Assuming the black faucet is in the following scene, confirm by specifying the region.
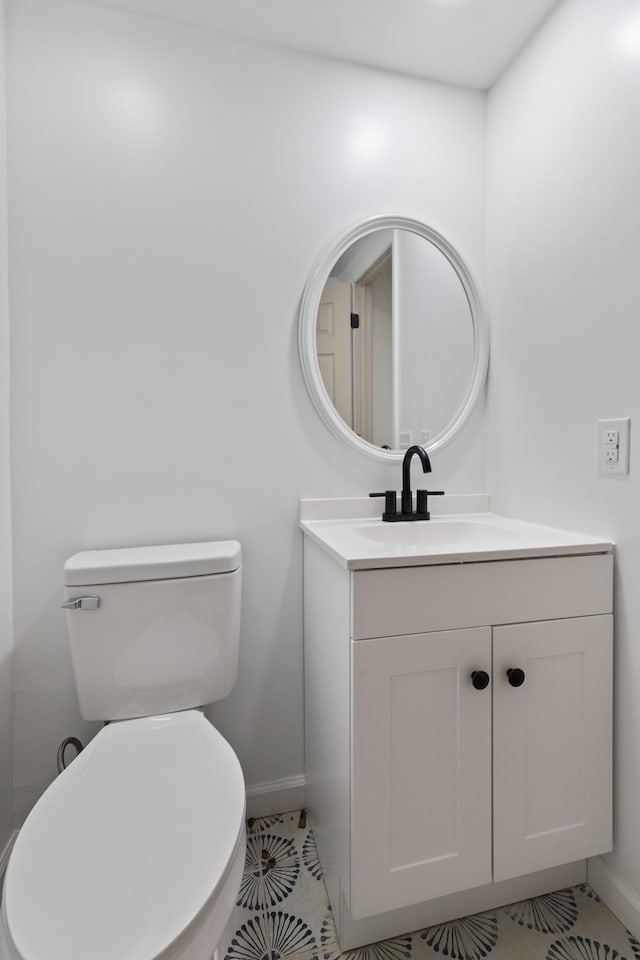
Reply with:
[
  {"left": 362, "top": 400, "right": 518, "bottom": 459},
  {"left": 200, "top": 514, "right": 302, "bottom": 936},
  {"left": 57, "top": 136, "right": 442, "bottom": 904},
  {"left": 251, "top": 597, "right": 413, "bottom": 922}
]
[
  {"left": 401, "top": 445, "right": 431, "bottom": 514},
  {"left": 370, "top": 444, "right": 445, "bottom": 521}
]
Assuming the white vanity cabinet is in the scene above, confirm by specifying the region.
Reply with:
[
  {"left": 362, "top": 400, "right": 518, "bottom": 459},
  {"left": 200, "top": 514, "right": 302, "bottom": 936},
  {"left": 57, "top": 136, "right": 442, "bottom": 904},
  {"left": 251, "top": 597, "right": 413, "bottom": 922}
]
[
  {"left": 352, "top": 614, "right": 612, "bottom": 919},
  {"left": 351, "top": 625, "right": 493, "bottom": 917},
  {"left": 491, "top": 617, "right": 612, "bottom": 881},
  {"left": 302, "top": 518, "right": 613, "bottom": 949}
]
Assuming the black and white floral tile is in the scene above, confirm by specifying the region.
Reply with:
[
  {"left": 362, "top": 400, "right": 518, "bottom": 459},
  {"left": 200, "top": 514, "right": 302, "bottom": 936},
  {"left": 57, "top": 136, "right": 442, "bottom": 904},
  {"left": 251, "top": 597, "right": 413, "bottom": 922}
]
[{"left": 220, "top": 811, "right": 640, "bottom": 960}]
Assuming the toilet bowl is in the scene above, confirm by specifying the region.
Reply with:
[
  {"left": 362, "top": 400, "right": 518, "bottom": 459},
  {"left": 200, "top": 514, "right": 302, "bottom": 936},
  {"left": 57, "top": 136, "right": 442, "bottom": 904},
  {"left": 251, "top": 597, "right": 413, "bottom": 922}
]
[
  {"left": 0, "top": 711, "right": 245, "bottom": 960},
  {"left": 0, "top": 541, "right": 246, "bottom": 960}
]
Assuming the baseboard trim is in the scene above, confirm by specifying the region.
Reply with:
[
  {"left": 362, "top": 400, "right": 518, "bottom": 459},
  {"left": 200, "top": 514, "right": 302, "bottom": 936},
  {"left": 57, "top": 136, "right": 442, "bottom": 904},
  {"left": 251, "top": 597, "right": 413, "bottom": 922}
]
[
  {"left": 588, "top": 856, "right": 640, "bottom": 939},
  {"left": 245, "top": 775, "right": 306, "bottom": 820},
  {"left": 0, "top": 830, "right": 18, "bottom": 888}
]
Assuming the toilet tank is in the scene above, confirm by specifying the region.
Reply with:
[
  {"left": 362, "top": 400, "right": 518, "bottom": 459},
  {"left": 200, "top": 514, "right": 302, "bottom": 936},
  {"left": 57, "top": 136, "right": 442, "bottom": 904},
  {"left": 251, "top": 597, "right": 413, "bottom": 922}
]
[{"left": 63, "top": 541, "right": 242, "bottom": 721}]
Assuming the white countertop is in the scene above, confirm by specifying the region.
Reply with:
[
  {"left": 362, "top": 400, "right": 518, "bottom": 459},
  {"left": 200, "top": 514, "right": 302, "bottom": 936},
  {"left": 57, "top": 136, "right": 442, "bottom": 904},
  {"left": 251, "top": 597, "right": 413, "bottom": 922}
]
[{"left": 299, "top": 497, "right": 614, "bottom": 570}]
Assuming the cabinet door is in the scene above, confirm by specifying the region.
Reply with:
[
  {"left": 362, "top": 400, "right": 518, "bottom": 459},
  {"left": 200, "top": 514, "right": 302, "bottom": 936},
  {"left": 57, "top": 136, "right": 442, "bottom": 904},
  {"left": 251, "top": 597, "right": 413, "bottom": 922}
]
[
  {"left": 351, "top": 627, "right": 492, "bottom": 919},
  {"left": 493, "top": 615, "right": 612, "bottom": 882}
]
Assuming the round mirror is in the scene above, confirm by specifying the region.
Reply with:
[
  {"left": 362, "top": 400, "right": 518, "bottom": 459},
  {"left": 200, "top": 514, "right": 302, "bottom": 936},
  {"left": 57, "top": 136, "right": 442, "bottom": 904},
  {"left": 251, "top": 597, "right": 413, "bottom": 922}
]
[{"left": 299, "top": 215, "right": 488, "bottom": 462}]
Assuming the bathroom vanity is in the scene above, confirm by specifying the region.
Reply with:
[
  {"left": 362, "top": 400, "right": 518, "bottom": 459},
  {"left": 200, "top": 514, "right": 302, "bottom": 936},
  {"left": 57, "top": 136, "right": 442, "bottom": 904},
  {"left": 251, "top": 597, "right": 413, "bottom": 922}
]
[{"left": 301, "top": 498, "right": 613, "bottom": 949}]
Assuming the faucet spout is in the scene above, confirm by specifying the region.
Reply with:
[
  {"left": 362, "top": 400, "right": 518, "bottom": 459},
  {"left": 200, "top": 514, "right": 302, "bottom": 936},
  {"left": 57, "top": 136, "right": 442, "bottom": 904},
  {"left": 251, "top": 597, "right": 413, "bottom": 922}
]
[{"left": 401, "top": 445, "right": 432, "bottom": 514}]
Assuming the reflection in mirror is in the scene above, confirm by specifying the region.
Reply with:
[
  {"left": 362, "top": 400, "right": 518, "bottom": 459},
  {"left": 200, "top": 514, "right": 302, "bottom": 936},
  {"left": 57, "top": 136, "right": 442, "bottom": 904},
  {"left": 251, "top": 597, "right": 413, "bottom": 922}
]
[
  {"left": 316, "top": 228, "right": 474, "bottom": 451},
  {"left": 299, "top": 216, "right": 488, "bottom": 463}
]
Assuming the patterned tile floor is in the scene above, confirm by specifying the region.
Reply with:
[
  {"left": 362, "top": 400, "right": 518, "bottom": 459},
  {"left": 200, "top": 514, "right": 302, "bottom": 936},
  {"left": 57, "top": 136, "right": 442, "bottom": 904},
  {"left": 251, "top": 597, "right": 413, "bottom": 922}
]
[{"left": 220, "top": 811, "right": 640, "bottom": 960}]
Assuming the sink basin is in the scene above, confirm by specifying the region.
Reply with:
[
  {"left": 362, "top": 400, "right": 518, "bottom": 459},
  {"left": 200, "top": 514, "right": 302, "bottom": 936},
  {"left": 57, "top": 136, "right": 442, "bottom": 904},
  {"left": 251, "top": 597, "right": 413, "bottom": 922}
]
[
  {"left": 299, "top": 499, "right": 613, "bottom": 570},
  {"left": 356, "top": 518, "right": 519, "bottom": 547}
]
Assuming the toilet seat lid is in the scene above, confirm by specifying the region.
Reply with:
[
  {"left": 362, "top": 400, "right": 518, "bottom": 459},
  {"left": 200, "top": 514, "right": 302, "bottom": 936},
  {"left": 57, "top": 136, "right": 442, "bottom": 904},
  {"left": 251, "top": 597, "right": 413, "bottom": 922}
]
[{"left": 3, "top": 711, "right": 245, "bottom": 960}]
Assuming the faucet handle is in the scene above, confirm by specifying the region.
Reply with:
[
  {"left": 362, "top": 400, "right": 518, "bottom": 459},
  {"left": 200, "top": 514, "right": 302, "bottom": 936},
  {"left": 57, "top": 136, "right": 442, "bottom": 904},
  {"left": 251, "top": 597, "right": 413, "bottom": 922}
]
[
  {"left": 416, "top": 489, "right": 446, "bottom": 518},
  {"left": 369, "top": 490, "right": 398, "bottom": 520}
]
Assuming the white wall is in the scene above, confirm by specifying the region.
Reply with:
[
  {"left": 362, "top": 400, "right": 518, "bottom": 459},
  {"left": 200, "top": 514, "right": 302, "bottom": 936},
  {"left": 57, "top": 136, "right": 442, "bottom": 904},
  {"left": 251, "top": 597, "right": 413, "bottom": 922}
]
[
  {"left": 6, "top": 0, "right": 487, "bottom": 822},
  {"left": 487, "top": 0, "right": 640, "bottom": 916},
  {"left": 0, "top": 0, "right": 14, "bottom": 853}
]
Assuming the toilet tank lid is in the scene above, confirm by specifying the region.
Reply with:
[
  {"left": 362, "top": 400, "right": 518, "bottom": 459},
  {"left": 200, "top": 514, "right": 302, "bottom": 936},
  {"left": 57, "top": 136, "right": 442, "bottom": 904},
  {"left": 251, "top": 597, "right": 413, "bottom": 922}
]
[{"left": 64, "top": 540, "right": 242, "bottom": 586}]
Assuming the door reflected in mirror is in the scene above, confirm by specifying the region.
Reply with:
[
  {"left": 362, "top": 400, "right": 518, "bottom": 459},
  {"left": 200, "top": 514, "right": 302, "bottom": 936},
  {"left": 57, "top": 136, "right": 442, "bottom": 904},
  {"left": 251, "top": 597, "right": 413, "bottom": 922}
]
[{"left": 316, "top": 228, "right": 474, "bottom": 451}]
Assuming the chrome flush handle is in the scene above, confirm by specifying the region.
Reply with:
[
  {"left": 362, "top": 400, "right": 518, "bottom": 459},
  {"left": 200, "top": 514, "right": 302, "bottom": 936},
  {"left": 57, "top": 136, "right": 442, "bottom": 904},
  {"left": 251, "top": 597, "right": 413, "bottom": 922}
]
[{"left": 61, "top": 596, "right": 101, "bottom": 611}]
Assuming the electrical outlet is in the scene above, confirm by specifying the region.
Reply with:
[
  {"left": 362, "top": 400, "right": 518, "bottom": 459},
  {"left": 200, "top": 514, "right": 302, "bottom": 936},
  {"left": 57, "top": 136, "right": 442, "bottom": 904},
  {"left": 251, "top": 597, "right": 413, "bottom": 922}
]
[
  {"left": 598, "top": 418, "right": 630, "bottom": 475},
  {"left": 399, "top": 431, "right": 412, "bottom": 450},
  {"left": 421, "top": 430, "right": 432, "bottom": 445}
]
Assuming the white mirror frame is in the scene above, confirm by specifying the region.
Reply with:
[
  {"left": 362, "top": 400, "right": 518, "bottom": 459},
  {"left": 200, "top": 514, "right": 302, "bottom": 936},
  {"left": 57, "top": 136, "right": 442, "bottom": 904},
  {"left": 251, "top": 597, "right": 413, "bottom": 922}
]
[{"left": 298, "top": 215, "right": 489, "bottom": 463}]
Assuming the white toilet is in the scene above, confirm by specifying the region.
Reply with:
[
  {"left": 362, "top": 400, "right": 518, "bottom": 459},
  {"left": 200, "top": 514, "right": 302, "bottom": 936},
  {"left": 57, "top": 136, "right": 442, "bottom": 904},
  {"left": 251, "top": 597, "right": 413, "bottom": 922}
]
[{"left": 0, "top": 540, "right": 246, "bottom": 960}]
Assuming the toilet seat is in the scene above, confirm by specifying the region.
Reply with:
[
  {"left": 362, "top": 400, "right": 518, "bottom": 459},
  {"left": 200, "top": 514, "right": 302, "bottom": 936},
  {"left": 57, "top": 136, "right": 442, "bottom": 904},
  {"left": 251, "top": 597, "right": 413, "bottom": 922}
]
[{"left": 0, "top": 710, "right": 245, "bottom": 960}]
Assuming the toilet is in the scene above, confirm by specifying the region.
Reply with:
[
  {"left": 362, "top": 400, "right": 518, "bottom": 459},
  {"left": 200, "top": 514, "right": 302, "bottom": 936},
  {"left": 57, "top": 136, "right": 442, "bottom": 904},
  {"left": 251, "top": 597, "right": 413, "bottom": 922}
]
[{"left": 0, "top": 540, "right": 246, "bottom": 960}]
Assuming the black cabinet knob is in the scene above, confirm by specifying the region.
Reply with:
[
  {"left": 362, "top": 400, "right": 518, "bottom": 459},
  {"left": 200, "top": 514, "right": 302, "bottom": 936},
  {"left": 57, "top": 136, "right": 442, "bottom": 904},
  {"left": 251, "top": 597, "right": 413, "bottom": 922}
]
[
  {"left": 507, "top": 668, "right": 526, "bottom": 687},
  {"left": 471, "top": 670, "right": 490, "bottom": 690}
]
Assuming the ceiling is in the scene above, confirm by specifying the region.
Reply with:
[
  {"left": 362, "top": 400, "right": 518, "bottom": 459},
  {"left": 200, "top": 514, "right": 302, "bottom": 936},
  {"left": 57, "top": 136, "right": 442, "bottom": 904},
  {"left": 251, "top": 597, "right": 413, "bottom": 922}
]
[{"left": 80, "top": 0, "right": 562, "bottom": 90}]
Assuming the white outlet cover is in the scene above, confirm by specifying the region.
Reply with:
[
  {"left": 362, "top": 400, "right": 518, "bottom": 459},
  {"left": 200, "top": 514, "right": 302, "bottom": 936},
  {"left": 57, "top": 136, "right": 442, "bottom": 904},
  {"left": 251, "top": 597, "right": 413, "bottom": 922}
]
[{"left": 598, "top": 418, "right": 630, "bottom": 476}]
